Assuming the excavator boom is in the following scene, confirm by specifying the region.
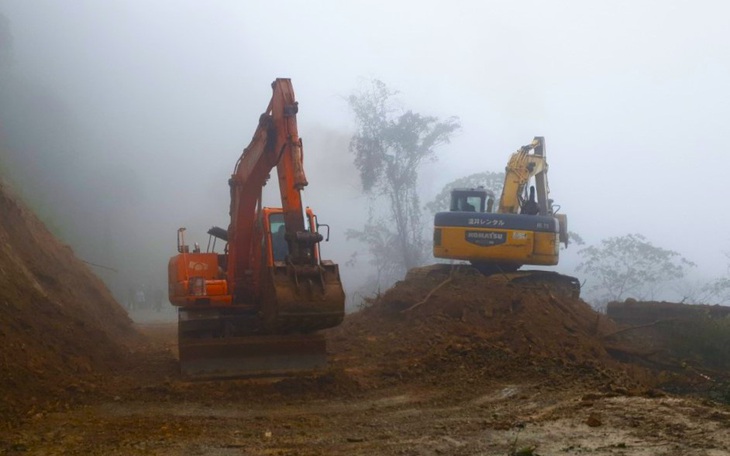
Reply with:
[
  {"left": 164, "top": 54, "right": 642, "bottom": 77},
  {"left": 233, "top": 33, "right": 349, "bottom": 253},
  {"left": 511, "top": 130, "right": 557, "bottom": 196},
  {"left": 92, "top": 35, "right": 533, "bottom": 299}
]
[{"left": 498, "top": 137, "right": 549, "bottom": 215}]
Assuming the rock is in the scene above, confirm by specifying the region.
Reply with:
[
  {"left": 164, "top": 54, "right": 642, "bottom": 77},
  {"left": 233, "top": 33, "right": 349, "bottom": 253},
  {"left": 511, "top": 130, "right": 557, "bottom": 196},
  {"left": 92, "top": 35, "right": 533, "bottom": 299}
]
[{"left": 586, "top": 413, "right": 602, "bottom": 427}]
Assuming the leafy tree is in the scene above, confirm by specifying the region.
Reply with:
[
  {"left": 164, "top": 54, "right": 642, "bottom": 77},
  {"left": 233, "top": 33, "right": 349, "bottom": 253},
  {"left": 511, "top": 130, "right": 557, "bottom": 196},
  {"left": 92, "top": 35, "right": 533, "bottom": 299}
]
[
  {"left": 347, "top": 79, "right": 460, "bottom": 284},
  {"left": 672, "top": 279, "right": 724, "bottom": 305},
  {"left": 698, "top": 251, "right": 730, "bottom": 304},
  {"left": 577, "top": 233, "right": 694, "bottom": 304},
  {"left": 424, "top": 170, "right": 504, "bottom": 214},
  {"left": 665, "top": 251, "right": 730, "bottom": 304},
  {"left": 568, "top": 231, "right": 585, "bottom": 246},
  {"left": 710, "top": 277, "right": 730, "bottom": 304},
  {"left": 345, "top": 219, "right": 402, "bottom": 293}
]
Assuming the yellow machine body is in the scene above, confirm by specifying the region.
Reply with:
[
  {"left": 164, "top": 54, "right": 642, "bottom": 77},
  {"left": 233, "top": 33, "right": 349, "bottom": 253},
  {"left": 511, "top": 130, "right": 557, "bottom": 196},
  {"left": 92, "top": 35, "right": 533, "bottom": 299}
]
[{"left": 433, "top": 137, "right": 568, "bottom": 272}]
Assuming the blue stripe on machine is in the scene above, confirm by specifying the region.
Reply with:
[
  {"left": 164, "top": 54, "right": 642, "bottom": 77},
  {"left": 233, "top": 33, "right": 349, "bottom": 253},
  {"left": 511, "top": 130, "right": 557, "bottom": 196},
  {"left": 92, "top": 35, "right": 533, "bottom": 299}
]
[{"left": 434, "top": 212, "right": 558, "bottom": 233}]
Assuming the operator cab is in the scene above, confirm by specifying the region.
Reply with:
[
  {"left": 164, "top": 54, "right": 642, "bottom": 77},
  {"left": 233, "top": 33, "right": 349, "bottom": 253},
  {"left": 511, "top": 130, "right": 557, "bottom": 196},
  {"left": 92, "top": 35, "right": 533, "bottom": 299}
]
[
  {"left": 263, "top": 208, "right": 324, "bottom": 265},
  {"left": 450, "top": 187, "right": 495, "bottom": 213}
]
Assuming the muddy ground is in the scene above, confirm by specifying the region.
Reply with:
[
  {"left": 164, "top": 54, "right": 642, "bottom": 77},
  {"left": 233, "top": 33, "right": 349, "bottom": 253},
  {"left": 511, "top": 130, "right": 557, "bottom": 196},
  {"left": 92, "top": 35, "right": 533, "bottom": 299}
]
[
  {"left": 2, "top": 182, "right": 730, "bottom": 455},
  {"left": 2, "top": 322, "right": 730, "bottom": 456}
]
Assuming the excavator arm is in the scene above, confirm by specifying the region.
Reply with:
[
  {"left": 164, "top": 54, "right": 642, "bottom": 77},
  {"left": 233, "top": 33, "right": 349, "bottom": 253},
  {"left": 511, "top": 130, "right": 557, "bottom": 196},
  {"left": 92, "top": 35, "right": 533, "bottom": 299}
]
[
  {"left": 498, "top": 136, "right": 550, "bottom": 216},
  {"left": 228, "top": 79, "right": 323, "bottom": 304}
]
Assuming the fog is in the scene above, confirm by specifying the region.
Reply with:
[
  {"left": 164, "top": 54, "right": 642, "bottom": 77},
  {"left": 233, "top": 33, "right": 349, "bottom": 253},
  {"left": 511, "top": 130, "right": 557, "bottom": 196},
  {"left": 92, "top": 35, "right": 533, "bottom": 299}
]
[{"left": 1, "top": 1, "right": 729, "bottom": 308}]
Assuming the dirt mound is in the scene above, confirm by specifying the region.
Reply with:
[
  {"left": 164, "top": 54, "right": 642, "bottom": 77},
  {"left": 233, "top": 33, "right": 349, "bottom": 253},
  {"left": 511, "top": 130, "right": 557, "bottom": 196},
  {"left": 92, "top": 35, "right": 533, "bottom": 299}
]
[
  {"left": 327, "top": 266, "right": 646, "bottom": 391},
  {"left": 0, "top": 182, "right": 137, "bottom": 422},
  {"left": 608, "top": 300, "right": 730, "bottom": 326},
  {"left": 604, "top": 300, "right": 730, "bottom": 400}
]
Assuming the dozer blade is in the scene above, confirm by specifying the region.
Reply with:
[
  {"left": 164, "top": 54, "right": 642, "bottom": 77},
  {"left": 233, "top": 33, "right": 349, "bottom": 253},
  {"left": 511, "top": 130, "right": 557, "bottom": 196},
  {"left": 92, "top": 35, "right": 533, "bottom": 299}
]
[{"left": 178, "top": 333, "right": 327, "bottom": 380}]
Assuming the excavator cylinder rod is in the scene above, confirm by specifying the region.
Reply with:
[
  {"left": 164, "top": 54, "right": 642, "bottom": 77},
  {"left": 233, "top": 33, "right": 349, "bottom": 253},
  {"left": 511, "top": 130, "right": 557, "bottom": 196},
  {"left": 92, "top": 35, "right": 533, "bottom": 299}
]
[{"left": 178, "top": 333, "right": 327, "bottom": 379}]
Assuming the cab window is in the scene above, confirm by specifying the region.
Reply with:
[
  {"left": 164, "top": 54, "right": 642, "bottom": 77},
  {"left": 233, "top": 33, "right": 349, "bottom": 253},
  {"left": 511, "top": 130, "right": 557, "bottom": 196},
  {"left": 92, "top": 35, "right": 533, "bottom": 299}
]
[
  {"left": 452, "top": 195, "right": 483, "bottom": 212},
  {"left": 269, "top": 213, "right": 288, "bottom": 261}
]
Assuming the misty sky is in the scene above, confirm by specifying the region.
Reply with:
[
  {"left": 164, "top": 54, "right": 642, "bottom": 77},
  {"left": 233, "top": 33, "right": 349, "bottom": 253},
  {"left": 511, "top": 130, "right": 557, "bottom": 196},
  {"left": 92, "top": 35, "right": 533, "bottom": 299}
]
[{"left": 1, "top": 0, "right": 729, "bottom": 301}]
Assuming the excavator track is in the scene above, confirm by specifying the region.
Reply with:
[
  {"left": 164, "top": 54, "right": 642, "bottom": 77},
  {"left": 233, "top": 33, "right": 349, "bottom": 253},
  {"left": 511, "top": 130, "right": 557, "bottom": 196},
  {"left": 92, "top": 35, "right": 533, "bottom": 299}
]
[
  {"left": 486, "top": 270, "right": 581, "bottom": 299},
  {"left": 406, "top": 264, "right": 580, "bottom": 299}
]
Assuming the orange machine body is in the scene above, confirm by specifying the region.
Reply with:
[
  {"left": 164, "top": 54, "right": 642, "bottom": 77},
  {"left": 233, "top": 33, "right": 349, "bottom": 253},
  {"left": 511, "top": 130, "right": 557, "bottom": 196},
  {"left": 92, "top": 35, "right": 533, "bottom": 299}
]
[{"left": 167, "top": 79, "right": 344, "bottom": 378}]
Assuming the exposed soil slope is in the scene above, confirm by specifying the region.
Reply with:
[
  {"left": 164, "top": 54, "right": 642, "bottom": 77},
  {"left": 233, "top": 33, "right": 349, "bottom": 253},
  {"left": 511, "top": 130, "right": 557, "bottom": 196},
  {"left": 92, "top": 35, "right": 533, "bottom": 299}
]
[{"left": 0, "top": 182, "right": 137, "bottom": 421}]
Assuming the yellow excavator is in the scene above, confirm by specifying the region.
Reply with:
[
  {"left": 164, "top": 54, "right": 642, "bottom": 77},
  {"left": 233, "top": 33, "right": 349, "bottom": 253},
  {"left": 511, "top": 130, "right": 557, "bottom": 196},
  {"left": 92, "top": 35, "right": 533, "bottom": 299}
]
[{"left": 433, "top": 137, "right": 578, "bottom": 294}]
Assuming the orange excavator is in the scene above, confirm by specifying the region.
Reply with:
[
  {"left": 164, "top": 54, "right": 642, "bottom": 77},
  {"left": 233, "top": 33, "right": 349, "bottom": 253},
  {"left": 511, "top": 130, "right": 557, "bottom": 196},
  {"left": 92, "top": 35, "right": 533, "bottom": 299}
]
[{"left": 168, "top": 79, "right": 345, "bottom": 378}]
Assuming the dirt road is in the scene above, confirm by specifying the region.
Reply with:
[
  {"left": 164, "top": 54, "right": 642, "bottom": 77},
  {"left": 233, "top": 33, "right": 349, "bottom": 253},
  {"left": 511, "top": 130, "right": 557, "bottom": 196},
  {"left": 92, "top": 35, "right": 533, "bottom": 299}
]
[{"left": 2, "top": 322, "right": 729, "bottom": 456}]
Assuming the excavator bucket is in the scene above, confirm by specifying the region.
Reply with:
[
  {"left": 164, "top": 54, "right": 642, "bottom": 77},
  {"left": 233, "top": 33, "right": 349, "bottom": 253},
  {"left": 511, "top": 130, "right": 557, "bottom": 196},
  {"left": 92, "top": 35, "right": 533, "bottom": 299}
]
[
  {"left": 174, "top": 260, "right": 344, "bottom": 380},
  {"left": 178, "top": 333, "right": 327, "bottom": 379}
]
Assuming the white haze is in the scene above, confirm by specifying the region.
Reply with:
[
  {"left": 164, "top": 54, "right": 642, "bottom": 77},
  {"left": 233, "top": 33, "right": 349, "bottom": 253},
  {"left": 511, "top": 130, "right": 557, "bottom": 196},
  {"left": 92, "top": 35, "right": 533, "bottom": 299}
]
[{"left": 1, "top": 0, "right": 729, "bottom": 306}]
